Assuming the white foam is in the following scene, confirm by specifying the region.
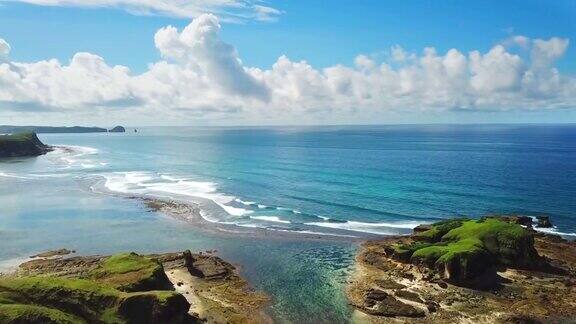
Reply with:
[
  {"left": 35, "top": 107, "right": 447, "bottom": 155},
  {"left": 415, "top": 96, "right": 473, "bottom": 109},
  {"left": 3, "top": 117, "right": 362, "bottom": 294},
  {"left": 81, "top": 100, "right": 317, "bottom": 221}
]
[
  {"left": 50, "top": 145, "right": 102, "bottom": 169},
  {"left": 527, "top": 216, "right": 576, "bottom": 237},
  {"left": 274, "top": 229, "right": 357, "bottom": 238},
  {"left": 250, "top": 216, "right": 291, "bottom": 224},
  {"left": 102, "top": 172, "right": 253, "bottom": 217},
  {"left": 234, "top": 198, "right": 256, "bottom": 205},
  {"left": 305, "top": 220, "right": 424, "bottom": 235},
  {"left": 257, "top": 204, "right": 267, "bottom": 209},
  {"left": 534, "top": 226, "right": 576, "bottom": 237},
  {"left": 0, "top": 172, "right": 31, "bottom": 179}
]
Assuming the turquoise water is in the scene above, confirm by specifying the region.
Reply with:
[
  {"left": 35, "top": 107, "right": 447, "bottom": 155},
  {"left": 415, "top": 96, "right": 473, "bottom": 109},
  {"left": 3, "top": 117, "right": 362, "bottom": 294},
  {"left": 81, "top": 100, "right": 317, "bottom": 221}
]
[{"left": 1, "top": 124, "right": 576, "bottom": 322}]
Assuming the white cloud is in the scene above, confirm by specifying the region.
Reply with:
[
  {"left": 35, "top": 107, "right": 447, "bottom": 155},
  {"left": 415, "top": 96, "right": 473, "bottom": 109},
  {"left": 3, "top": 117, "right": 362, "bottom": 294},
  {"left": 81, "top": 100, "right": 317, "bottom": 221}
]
[
  {"left": 0, "top": 38, "right": 10, "bottom": 60},
  {"left": 1, "top": 0, "right": 282, "bottom": 22},
  {"left": 0, "top": 15, "right": 575, "bottom": 125}
]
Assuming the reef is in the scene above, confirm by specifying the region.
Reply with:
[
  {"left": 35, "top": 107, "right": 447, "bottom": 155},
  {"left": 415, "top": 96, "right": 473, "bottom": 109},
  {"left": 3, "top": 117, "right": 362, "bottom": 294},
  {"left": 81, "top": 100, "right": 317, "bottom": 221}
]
[{"left": 347, "top": 216, "right": 576, "bottom": 323}]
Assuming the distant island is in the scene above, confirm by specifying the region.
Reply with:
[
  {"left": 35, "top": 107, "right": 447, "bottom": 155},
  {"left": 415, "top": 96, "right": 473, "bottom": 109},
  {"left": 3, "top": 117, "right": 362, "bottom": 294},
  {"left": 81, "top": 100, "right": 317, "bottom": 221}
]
[
  {"left": 0, "top": 125, "right": 127, "bottom": 134},
  {"left": 0, "top": 133, "right": 53, "bottom": 158},
  {"left": 108, "top": 126, "right": 126, "bottom": 133}
]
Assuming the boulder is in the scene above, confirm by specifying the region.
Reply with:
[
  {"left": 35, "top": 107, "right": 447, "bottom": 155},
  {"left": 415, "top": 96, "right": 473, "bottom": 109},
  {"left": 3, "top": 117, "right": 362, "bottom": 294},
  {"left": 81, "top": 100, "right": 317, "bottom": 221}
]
[
  {"left": 362, "top": 289, "right": 425, "bottom": 317},
  {"left": 536, "top": 216, "right": 552, "bottom": 228}
]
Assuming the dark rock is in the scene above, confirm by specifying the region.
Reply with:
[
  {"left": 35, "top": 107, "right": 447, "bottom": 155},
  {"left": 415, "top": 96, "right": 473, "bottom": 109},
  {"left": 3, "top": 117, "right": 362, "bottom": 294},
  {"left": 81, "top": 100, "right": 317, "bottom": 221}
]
[
  {"left": 413, "top": 224, "right": 432, "bottom": 233},
  {"left": 109, "top": 126, "right": 126, "bottom": 133},
  {"left": 0, "top": 133, "right": 52, "bottom": 158},
  {"left": 374, "top": 279, "right": 406, "bottom": 290},
  {"left": 362, "top": 290, "right": 425, "bottom": 318},
  {"left": 118, "top": 292, "right": 194, "bottom": 324},
  {"left": 425, "top": 301, "right": 439, "bottom": 312},
  {"left": 394, "top": 290, "right": 424, "bottom": 303},
  {"left": 365, "top": 289, "right": 388, "bottom": 301},
  {"left": 30, "top": 249, "right": 74, "bottom": 258},
  {"left": 536, "top": 216, "right": 552, "bottom": 228},
  {"left": 183, "top": 250, "right": 233, "bottom": 280}
]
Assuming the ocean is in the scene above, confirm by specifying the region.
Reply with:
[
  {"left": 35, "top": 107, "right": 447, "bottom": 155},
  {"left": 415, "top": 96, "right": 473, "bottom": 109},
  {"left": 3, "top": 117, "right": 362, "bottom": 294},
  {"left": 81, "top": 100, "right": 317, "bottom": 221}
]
[{"left": 1, "top": 124, "right": 575, "bottom": 322}]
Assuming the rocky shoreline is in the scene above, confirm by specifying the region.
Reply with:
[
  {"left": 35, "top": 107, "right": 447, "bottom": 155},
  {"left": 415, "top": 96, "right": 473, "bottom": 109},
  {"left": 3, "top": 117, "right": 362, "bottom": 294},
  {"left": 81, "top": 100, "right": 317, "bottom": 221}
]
[
  {"left": 346, "top": 216, "right": 576, "bottom": 323},
  {"left": 1, "top": 249, "right": 270, "bottom": 323}
]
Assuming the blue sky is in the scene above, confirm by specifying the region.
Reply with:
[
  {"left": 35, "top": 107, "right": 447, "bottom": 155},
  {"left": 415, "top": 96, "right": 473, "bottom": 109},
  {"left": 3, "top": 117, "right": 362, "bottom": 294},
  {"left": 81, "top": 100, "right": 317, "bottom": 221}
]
[
  {"left": 2, "top": 0, "right": 574, "bottom": 73},
  {"left": 0, "top": 0, "right": 575, "bottom": 125}
]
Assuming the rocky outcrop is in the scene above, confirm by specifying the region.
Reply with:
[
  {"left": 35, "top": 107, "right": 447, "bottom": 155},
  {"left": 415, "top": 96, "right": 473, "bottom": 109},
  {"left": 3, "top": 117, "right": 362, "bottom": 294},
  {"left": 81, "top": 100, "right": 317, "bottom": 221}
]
[
  {"left": 347, "top": 215, "right": 576, "bottom": 323},
  {"left": 536, "top": 216, "right": 553, "bottom": 228},
  {"left": 108, "top": 126, "right": 126, "bottom": 133},
  {"left": 0, "top": 133, "right": 52, "bottom": 158},
  {"left": 8, "top": 250, "right": 270, "bottom": 324}
]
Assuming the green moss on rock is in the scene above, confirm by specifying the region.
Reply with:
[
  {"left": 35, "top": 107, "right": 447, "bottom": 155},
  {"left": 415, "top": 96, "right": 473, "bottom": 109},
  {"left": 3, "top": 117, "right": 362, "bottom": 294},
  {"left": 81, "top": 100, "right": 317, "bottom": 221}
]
[
  {"left": 0, "top": 133, "right": 52, "bottom": 158},
  {"left": 89, "top": 253, "right": 173, "bottom": 292},
  {"left": 412, "top": 218, "right": 468, "bottom": 242},
  {"left": 0, "top": 304, "right": 85, "bottom": 324},
  {"left": 0, "top": 254, "right": 193, "bottom": 323},
  {"left": 405, "top": 218, "right": 543, "bottom": 286}
]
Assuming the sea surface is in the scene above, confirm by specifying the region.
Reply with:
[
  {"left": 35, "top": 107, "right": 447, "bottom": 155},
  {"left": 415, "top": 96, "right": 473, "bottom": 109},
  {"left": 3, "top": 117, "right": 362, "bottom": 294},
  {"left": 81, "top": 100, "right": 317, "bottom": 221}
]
[{"left": 1, "top": 124, "right": 576, "bottom": 322}]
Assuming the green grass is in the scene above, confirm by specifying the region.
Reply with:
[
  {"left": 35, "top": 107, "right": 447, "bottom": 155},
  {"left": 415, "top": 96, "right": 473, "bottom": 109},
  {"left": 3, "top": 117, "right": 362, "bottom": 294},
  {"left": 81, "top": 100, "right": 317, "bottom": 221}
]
[
  {"left": 0, "top": 304, "right": 86, "bottom": 324},
  {"left": 89, "top": 253, "right": 172, "bottom": 292},
  {"left": 404, "top": 218, "right": 540, "bottom": 283},
  {"left": 0, "top": 132, "right": 37, "bottom": 142},
  {"left": 96, "top": 253, "right": 158, "bottom": 275},
  {"left": 412, "top": 218, "right": 468, "bottom": 242},
  {"left": 0, "top": 253, "right": 189, "bottom": 323},
  {"left": 0, "top": 276, "right": 124, "bottom": 323}
]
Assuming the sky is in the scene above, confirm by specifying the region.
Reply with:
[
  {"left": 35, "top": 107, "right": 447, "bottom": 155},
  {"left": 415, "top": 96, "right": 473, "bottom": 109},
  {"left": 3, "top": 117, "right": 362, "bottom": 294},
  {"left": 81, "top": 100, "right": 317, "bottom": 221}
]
[{"left": 0, "top": 0, "right": 575, "bottom": 126}]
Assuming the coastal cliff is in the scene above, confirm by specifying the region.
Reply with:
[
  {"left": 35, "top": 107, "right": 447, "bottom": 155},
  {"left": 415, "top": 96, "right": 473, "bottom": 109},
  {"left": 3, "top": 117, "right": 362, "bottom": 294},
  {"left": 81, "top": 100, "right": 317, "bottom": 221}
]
[
  {"left": 0, "top": 250, "right": 270, "bottom": 324},
  {"left": 347, "top": 216, "right": 576, "bottom": 323},
  {"left": 0, "top": 133, "right": 52, "bottom": 158}
]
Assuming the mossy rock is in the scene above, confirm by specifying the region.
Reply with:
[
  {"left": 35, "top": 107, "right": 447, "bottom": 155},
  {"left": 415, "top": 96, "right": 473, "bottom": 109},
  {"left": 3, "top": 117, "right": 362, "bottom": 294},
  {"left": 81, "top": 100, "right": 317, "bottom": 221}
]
[
  {"left": 412, "top": 218, "right": 468, "bottom": 243},
  {"left": 0, "top": 133, "right": 51, "bottom": 158},
  {"left": 89, "top": 253, "right": 173, "bottom": 292},
  {"left": 405, "top": 218, "right": 543, "bottom": 286},
  {"left": 0, "top": 276, "right": 192, "bottom": 324},
  {"left": 0, "top": 304, "right": 85, "bottom": 324}
]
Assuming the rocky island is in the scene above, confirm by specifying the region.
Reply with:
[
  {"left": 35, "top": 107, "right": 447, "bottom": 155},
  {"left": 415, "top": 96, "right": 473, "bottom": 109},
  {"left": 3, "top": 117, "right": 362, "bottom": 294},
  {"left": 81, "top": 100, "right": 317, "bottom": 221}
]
[
  {"left": 347, "top": 216, "right": 576, "bottom": 323},
  {"left": 108, "top": 126, "right": 126, "bottom": 133},
  {"left": 0, "top": 250, "right": 269, "bottom": 324},
  {"left": 0, "top": 133, "right": 53, "bottom": 158}
]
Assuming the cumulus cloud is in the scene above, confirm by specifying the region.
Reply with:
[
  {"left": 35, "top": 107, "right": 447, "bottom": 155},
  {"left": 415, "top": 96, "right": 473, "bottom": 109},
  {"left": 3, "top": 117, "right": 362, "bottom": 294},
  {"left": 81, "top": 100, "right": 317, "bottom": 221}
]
[
  {"left": 0, "top": 38, "right": 10, "bottom": 60},
  {"left": 1, "top": 0, "right": 282, "bottom": 22},
  {"left": 0, "top": 15, "right": 575, "bottom": 124}
]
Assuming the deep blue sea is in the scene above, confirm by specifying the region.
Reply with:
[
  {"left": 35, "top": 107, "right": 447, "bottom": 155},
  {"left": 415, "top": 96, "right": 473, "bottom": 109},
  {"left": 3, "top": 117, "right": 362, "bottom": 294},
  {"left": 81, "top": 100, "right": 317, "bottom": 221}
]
[{"left": 1, "top": 124, "right": 576, "bottom": 323}]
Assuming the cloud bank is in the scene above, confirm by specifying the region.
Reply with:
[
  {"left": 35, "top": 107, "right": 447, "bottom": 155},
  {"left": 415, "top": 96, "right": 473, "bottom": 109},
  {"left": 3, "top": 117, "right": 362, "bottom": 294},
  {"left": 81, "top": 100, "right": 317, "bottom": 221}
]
[{"left": 0, "top": 14, "right": 575, "bottom": 124}]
